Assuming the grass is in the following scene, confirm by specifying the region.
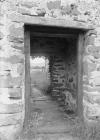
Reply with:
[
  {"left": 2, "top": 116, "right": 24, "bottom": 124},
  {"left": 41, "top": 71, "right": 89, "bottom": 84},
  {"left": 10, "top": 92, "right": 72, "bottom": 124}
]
[
  {"left": 69, "top": 117, "right": 100, "bottom": 140},
  {"left": 19, "top": 69, "right": 100, "bottom": 140},
  {"left": 18, "top": 118, "right": 100, "bottom": 140}
]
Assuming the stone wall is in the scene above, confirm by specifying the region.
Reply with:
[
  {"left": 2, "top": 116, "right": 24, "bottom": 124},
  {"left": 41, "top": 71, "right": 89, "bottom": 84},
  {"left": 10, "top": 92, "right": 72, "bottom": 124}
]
[
  {"left": 0, "top": 0, "right": 100, "bottom": 139},
  {"left": 49, "top": 55, "right": 66, "bottom": 99},
  {"left": 0, "top": 1, "right": 25, "bottom": 140},
  {"left": 64, "top": 39, "right": 77, "bottom": 113},
  {"left": 49, "top": 39, "right": 77, "bottom": 113},
  {"left": 83, "top": 29, "right": 100, "bottom": 122},
  {"left": 65, "top": 39, "right": 77, "bottom": 92}
]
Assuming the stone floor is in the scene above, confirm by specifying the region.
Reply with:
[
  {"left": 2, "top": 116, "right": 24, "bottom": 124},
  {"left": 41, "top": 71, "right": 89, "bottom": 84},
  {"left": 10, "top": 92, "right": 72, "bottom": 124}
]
[{"left": 20, "top": 88, "right": 79, "bottom": 140}]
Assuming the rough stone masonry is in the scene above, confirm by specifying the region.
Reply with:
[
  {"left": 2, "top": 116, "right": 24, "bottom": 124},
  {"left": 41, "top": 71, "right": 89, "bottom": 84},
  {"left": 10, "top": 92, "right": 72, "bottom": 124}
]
[{"left": 0, "top": 0, "right": 100, "bottom": 139}]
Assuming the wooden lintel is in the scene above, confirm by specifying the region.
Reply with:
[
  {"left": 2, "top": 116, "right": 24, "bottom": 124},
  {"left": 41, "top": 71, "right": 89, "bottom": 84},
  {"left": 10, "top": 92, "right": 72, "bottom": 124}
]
[
  {"left": 25, "top": 17, "right": 93, "bottom": 30},
  {"left": 9, "top": 13, "right": 94, "bottom": 30}
]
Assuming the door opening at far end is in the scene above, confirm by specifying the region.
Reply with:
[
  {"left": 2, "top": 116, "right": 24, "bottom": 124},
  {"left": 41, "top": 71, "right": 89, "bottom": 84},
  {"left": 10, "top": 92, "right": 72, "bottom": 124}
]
[{"left": 30, "top": 56, "right": 50, "bottom": 100}]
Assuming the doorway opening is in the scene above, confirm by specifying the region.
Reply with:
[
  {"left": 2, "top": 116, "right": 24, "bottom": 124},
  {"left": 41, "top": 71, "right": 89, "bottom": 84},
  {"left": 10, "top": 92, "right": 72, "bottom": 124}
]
[
  {"left": 30, "top": 56, "right": 50, "bottom": 99},
  {"left": 24, "top": 25, "right": 85, "bottom": 133}
]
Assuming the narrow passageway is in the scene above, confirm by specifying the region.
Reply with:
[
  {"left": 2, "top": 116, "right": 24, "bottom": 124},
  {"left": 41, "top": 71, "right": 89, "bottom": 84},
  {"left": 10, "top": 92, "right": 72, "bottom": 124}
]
[
  {"left": 21, "top": 87, "right": 79, "bottom": 140},
  {"left": 21, "top": 32, "right": 80, "bottom": 140}
]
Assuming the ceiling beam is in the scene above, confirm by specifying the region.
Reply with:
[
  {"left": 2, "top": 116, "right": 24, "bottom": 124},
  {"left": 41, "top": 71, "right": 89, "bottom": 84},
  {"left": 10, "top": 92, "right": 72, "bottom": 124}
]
[{"left": 31, "top": 32, "right": 78, "bottom": 38}]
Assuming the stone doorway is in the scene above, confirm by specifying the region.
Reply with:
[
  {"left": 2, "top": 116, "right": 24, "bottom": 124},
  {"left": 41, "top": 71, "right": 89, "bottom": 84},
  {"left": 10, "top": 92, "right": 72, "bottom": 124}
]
[{"left": 24, "top": 25, "right": 85, "bottom": 134}]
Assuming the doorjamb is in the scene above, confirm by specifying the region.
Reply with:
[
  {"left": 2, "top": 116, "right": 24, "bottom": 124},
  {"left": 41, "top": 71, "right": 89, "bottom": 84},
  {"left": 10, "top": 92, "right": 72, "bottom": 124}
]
[
  {"left": 77, "top": 33, "right": 85, "bottom": 120},
  {"left": 24, "top": 29, "right": 31, "bottom": 128},
  {"left": 24, "top": 25, "right": 88, "bottom": 127}
]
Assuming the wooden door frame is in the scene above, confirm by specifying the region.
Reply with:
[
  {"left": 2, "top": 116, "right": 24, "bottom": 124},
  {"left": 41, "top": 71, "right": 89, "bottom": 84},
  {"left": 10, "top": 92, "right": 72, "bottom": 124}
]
[
  {"left": 77, "top": 33, "right": 85, "bottom": 120},
  {"left": 24, "top": 29, "right": 31, "bottom": 128},
  {"left": 24, "top": 25, "right": 87, "bottom": 128}
]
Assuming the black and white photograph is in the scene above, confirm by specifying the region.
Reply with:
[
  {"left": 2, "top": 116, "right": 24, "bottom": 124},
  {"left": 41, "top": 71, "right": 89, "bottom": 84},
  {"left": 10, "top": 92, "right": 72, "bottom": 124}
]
[{"left": 0, "top": 0, "right": 100, "bottom": 139}]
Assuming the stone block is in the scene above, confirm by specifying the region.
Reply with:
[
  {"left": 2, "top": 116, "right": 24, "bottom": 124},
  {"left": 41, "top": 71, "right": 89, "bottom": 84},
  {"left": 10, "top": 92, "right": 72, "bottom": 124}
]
[
  {"left": 83, "top": 85, "right": 100, "bottom": 92},
  {"left": 84, "top": 91, "right": 95, "bottom": 104},
  {"left": 0, "top": 61, "right": 24, "bottom": 77},
  {"left": 0, "top": 76, "right": 9, "bottom": 88},
  {"left": 0, "top": 76, "right": 22, "bottom": 88},
  {"left": 92, "top": 77, "right": 100, "bottom": 86},
  {"left": 9, "top": 24, "right": 24, "bottom": 39},
  {"left": 84, "top": 100, "right": 100, "bottom": 120},
  {"left": 7, "top": 55, "right": 24, "bottom": 64},
  {"left": 95, "top": 27, "right": 100, "bottom": 34},
  {"left": 6, "top": 2, "right": 17, "bottom": 11},
  {"left": 8, "top": 88, "right": 22, "bottom": 99},
  {"left": 36, "top": 8, "right": 46, "bottom": 16},
  {"left": 86, "top": 45, "right": 100, "bottom": 61},
  {"left": 9, "top": 63, "right": 24, "bottom": 78},
  {"left": 10, "top": 65, "right": 20, "bottom": 78},
  {"left": 86, "top": 45, "right": 100, "bottom": 57},
  {"left": 85, "top": 35, "right": 95, "bottom": 46},
  {"left": 0, "top": 103, "right": 23, "bottom": 113},
  {"left": 94, "top": 38, "right": 100, "bottom": 46},
  {"left": 20, "top": 1, "right": 37, "bottom": 8},
  {"left": 0, "top": 88, "right": 9, "bottom": 95},
  {"left": 71, "top": 5, "right": 80, "bottom": 16},
  {"left": 0, "top": 57, "right": 24, "bottom": 67},
  {"left": 9, "top": 76, "right": 23, "bottom": 88},
  {"left": 0, "top": 87, "right": 22, "bottom": 100},
  {"left": 85, "top": 29, "right": 97, "bottom": 37},
  {"left": 83, "top": 60, "right": 89, "bottom": 75},
  {"left": 0, "top": 19, "right": 4, "bottom": 26},
  {"left": 84, "top": 92, "right": 100, "bottom": 105},
  {"left": 94, "top": 97, "right": 100, "bottom": 105},
  {"left": 8, "top": 35, "right": 24, "bottom": 43},
  {"left": 18, "top": 7, "right": 31, "bottom": 15},
  {"left": 0, "top": 70, "right": 10, "bottom": 76},
  {"left": 0, "top": 31, "right": 4, "bottom": 40},
  {"left": 0, "top": 123, "right": 23, "bottom": 140},
  {"left": 7, "top": 12, "right": 30, "bottom": 24},
  {"left": 0, "top": 112, "right": 23, "bottom": 126},
  {"left": 17, "top": 63, "right": 24, "bottom": 75},
  {"left": 47, "top": 0, "right": 61, "bottom": 10},
  {"left": 88, "top": 62, "right": 97, "bottom": 73},
  {"left": 60, "top": 5, "right": 71, "bottom": 15},
  {"left": 0, "top": 3, "right": 5, "bottom": 16},
  {"left": 11, "top": 42, "right": 24, "bottom": 52},
  {"left": 90, "top": 71, "right": 100, "bottom": 79}
]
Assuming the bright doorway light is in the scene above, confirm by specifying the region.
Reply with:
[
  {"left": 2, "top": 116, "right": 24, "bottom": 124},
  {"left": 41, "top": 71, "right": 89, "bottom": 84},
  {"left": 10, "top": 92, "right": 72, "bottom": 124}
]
[{"left": 30, "top": 56, "right": 45, "bottom": 67}]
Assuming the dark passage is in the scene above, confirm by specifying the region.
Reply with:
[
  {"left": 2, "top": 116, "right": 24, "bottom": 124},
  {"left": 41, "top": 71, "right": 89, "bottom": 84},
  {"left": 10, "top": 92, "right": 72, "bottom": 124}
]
[
  {"left": 22, "top": 28, "right": 80, "bottom": 139},
  {"left": 30, "top": 36, "right": 77, "bottom": 114}
]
